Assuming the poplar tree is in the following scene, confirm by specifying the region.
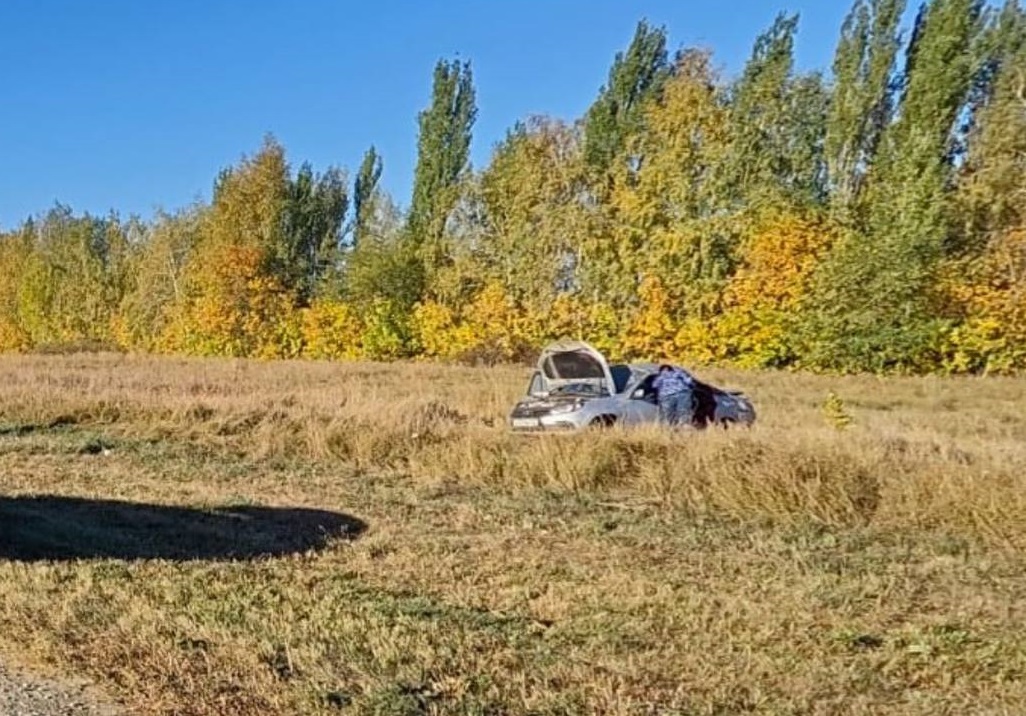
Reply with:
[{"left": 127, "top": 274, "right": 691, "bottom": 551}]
[
  {"left": 725, "top": 13, "right": 829, "bottom": 209},
  {"left": 955, "top": 0, "right": 1026, "bottom": 247},
  {"left": 825, "top": 0, "right": 905, "bottom": 217},
  {"left": 804, "top": 0, "right": 990, "bottom": 371},
  {"left": 282, "top": 163, "right": 348, "bottom": 303},
  {"left": 582, "top": 20, "right": 670, "bottom": 178},
  {"left": 352, "top": 145, "right": 383, "bottom": 249},
  {"left": 407, "top": 58, "right": 477, "bottom": 292},
  {"left": 939, "top": 6, "right": 1026, "bottom": 373}
]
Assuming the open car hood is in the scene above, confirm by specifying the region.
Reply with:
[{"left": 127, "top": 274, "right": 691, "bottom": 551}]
[{"left": 536, "top": 341, "right": 616, "bottom": 396}]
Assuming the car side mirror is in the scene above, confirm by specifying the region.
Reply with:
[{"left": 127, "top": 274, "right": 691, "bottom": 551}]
[{"left": 631, "top": 388, "right": 646, "bottom": 399}]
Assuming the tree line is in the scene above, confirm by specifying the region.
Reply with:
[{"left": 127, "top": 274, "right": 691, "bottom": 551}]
[{"left": 1, "top": 0, "right": 1024, "bottom": 374}]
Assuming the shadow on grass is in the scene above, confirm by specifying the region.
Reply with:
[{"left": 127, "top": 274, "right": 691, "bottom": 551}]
[{"left": 0, "top": 495, "right": 366, "bottom": 562}]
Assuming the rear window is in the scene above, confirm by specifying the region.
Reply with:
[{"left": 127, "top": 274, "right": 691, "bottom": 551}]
[{"left": 542, "top": 352, "right": 605, "bottom": 380}]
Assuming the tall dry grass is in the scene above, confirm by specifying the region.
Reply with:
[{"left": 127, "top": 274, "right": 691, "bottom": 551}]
[
  {"left": 1, "top": 352, "right": 1023, "bottom": 548},
  {"left": 2, "top": 352, "right": 1026, "bottom": 715}
]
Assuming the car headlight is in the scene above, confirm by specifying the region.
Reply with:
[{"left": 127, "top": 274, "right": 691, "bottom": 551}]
[{"left": 548, "top": 399, "right": 585, "bottom": 415}]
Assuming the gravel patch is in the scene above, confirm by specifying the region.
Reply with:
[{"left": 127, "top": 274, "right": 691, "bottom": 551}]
[{"left": 0, "top": 661, "right": 123, "bottom": 716}]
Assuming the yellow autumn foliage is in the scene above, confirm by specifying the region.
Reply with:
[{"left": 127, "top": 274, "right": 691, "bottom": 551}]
[
  {"left": 621, "top": 276, "right": 677, "bottom": 360},
  {"left": 938, "top": 228, "right": 1026, "bottom": 374},
  {"left": 0, "top": 321, "right": 30, "bottom": 353},
  {"left": 410, "top": 300, "right": 475, "bottom": 359},
  {"left": 301, "top": 300, "right": 364, "bottom": 360},
  {"left": 600, "top": 50, "right": 732, "bottom": 313},
  {"left": 158, "top": 244, "right": 297, "bottom": 358},
  {"left": 674, "top": 317, "right": 723, "bottom": 365},
  {"left": 461, "top": 281, "right": 536, "bottom": 361},
  {"left": 710, "top": 212, "right": 838, "bottom": 367},
  {"left": 0, "top": 242, "right": 29, "bottom": 352},
  {"left": 533, "top": 293, "right": 621, "bottom": 357}
]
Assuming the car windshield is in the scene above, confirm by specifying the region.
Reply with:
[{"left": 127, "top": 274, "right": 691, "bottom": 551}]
[{"left": 548, "top": 382, "right": 608, "bottom": 398}]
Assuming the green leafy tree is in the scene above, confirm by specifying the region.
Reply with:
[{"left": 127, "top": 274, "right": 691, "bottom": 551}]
[
  {"left": 407, "top": 58, "right": 477, "bottom": 298},
  {"left": 954, "top": 1, "right": 1026, "bottom": 248},
  {"left": 582, "top": 20, "right": 670, "bottom": 178},
  {"left": 576, "top": 21, "right": 672, "bottom": 315},
  {"left": 478, "top": 117, "right": 587, "bottom": 312},
  {"left": 352, "top": 145, "right": 383, "bottom": 249},
  {"left": 116, "top": 206, "right": 203, "bottom": 349},
  {"left": 281, "top": 162, "right": 348, "bottom": 303},
  {"left": 935, "top": 4, "right": 1026, "bottom": 373},
  {"left": 825, "top": 0, "right": 906, "bottom": 217},
  {"left": 591, "top": 50, "right": 734, "bottom": 315},
  {"left": 344, "top": 191, "right": 422, "bottom": 311},
  {"left": 804, "top": 0, "right": 990, "bottom": 372},
  {"left": 724, "top": 13, "right": 829, "bottom": 209},
  {"left": 16, "top": 206, "right": 130, "bottom": 346}
]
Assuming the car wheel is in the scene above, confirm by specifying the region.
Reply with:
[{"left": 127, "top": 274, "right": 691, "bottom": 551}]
[{"left": 590, "top": 415, "right": 617, "bottom": 429}]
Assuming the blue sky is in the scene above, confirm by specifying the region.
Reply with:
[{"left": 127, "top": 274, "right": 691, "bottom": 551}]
[{"left": 0, "top": 1, "right": 875, "bottom": 228}]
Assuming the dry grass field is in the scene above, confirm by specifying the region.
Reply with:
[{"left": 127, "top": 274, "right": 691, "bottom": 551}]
[{"left": 0, "top": 353, "right": 1024, "bottom": 715}]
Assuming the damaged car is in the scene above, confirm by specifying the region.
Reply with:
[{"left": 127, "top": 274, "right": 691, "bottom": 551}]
[{"left": 508, "top": 340, "right": 756, "bottom": 432}]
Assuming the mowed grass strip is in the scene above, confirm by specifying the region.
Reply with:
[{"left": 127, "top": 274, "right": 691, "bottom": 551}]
[{"left": 0, "top": 354, "right": 1024, "bottom": 715}]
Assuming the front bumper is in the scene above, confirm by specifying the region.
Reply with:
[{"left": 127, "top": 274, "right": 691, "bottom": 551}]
[{"left": 509, "top": 413, "right": 585, "bottom": 432}]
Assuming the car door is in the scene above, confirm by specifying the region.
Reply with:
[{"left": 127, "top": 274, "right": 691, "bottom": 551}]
[{"left": 620, "top": 376, "right": 659, "bottom": 425}]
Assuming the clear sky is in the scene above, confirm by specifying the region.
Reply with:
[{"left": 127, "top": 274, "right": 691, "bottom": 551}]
[{"left": 0, "top": 1, "right": 869, "bottom": 229}]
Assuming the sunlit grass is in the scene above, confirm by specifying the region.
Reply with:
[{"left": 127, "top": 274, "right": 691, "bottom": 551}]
[{"left": 0, "top": 353, "right": 1024, "bottom": 715}]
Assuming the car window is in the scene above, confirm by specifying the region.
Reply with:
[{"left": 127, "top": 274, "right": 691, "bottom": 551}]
[
  {"left": 609, "top": 364, "right": 631, "bottom": 394},
  {"left": 550, "top": 382, "right": 607, "bottom": 397},
  {"left": 527, "top": 371, "right": 545, "bottom": 396},
  {"left": 636, "top": 375, "right": 656, "bottom": 398},
  {"left": 542, "top": 352, "right": 605, "bottom": 379}
]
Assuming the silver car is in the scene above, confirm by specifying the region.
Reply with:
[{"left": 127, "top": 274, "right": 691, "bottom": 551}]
[{"left": 509, "top": 341, "right": 756, "bottom": 432}]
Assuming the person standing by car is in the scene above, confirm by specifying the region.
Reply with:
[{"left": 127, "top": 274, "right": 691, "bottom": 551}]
[{"left": 652, "top": 364, "right": 695, "bottom": 427}]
